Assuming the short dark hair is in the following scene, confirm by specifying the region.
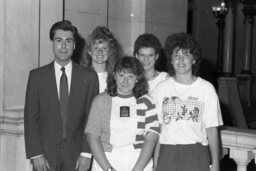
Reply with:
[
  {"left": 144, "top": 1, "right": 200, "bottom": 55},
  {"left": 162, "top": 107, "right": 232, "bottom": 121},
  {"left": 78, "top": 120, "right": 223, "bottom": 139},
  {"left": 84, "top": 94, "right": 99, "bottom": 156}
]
[
  {"left": 164, "top": 32, "right": 201, "bottom": 76},
  {"left": 107, "top": 56, "right": 148, "bottom": 99},
  {"left": 133, "top": 33, "right": 162, "bottom": 56},
  {"left": 49, "top": 20, "right": 77, "bottom": 41}
]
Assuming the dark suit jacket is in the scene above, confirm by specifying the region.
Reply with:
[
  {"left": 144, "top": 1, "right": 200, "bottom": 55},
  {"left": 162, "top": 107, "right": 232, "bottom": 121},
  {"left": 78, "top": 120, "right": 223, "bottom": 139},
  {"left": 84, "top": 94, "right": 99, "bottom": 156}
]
[{"left": 24, "top": 61, "right": 99, "bottom": 169}]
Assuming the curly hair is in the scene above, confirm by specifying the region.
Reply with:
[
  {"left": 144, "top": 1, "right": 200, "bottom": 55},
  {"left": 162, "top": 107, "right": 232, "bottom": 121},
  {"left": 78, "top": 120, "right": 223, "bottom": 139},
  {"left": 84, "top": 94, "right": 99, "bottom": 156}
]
[
  {"left": 164, "top": 32, "right": 202, "bottom": 76},
  {"left": 81, "top": 26, "right": 119, "bottom": 73},
  {"left": 107, "top": 56, "right": 148, "bottom": 99},
  {"left": 133, "top": 33, "right": 162, "bottom": 56}
]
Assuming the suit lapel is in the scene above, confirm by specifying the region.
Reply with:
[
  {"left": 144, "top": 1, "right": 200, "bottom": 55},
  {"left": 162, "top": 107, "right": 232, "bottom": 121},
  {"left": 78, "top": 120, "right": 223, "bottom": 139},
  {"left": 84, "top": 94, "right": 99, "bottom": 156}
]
[
  {"left": 67, "top": 62, "right": 81, "bottom": 121},
  {"left": 48, "top": 62, "right": 60, "bottom": 111}
]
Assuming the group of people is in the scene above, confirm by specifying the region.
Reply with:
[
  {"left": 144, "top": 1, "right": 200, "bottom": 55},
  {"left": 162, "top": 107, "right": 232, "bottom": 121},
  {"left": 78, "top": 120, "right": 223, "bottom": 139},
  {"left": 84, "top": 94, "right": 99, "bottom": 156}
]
[{"left": 24, "top": 20, "right": 223, "bottom": 171}]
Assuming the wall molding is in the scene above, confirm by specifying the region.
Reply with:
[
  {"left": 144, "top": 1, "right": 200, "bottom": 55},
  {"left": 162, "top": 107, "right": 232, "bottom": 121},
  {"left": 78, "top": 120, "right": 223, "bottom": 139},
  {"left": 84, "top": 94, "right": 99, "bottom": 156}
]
[{"left": 0, "top": 109, "right": 24, "bottom": 136}]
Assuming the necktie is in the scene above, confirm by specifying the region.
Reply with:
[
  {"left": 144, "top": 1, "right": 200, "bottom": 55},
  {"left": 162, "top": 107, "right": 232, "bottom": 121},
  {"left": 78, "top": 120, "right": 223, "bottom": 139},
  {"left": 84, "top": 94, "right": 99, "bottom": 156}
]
[{"left": 60, "top": 67, "right": 69, "bottom": 139}]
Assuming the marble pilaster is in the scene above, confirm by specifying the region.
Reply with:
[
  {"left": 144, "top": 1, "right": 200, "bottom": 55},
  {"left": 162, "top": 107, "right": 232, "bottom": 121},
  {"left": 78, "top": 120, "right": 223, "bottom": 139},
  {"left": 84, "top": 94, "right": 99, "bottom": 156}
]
[{"left": 0, "top": 0, "right": 63, "bottom": 170}]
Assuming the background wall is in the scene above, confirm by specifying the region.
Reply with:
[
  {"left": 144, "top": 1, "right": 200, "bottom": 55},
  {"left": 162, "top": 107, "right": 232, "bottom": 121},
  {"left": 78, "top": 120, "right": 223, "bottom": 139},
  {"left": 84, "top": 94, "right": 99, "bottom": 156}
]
[{"left": 64, "top": 0, "right": 187, "bottom": 56}]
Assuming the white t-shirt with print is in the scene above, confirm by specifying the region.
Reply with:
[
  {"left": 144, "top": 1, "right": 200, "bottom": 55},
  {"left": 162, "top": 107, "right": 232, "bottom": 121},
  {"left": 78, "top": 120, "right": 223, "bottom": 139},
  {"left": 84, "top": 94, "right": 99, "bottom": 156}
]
[{"left": 153, "top": 77, "right": 223, "bottom": 146}]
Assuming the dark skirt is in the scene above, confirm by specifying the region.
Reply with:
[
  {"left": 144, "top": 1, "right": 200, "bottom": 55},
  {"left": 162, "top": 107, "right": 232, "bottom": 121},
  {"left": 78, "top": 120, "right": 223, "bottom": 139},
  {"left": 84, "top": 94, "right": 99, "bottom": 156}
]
[{"left": 155, "top": 143, "right": 210, "bottom": 171}]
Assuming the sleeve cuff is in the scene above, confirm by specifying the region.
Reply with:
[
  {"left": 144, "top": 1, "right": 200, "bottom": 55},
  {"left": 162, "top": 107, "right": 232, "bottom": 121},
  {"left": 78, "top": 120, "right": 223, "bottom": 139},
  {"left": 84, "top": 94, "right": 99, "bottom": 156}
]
[
  {"left": 31, "top": 154, "right": 43, "bottom": 159},
  {"left": 80, "top": 152, "right": 92, "bottom": 158}
]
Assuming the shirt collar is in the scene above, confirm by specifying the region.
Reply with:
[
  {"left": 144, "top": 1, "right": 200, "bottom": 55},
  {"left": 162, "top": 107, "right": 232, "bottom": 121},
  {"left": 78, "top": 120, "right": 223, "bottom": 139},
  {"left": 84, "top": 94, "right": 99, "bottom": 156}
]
[{"left": 54, "top": 60, "right": 72, "bottom": 74}]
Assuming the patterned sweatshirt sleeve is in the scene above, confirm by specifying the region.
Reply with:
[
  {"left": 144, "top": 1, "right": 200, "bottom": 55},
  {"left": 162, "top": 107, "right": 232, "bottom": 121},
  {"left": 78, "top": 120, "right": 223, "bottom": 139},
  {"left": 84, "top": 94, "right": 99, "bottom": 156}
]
[
  {"left": 85, "top": 94, "right": 104, "bottom": 135},
  {"left": 141, "top": 95, "right": 160, "bottom": 135}
]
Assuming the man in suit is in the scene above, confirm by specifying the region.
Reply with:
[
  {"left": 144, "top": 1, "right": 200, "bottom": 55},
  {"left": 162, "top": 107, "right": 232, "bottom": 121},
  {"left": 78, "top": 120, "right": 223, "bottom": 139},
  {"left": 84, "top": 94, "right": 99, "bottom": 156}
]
[{"left": 24, "top": 20, "right": 99, "bottom": 171}]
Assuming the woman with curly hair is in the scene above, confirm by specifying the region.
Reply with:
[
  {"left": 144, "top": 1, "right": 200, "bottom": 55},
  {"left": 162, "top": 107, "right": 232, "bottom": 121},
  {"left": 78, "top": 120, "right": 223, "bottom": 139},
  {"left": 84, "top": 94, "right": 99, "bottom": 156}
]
[
  {"left": 153, "top": 33, "right": 223, "bottom": 171},
  {"left": 81, "top": 26, "right": 119, "bottom": 93},
  {"left": 85, "top": 56, "right": 160, "bottom": 171}
]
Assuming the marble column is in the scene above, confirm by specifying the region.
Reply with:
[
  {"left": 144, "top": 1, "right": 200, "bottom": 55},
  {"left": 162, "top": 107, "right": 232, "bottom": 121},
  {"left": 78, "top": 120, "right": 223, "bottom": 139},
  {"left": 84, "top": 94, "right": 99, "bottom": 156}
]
[
  {"left": 222, "top": 0, "right": 236, "bottom": 76},
  {"left": 240, "top": 2, "right": 256, "bottom": 74}
]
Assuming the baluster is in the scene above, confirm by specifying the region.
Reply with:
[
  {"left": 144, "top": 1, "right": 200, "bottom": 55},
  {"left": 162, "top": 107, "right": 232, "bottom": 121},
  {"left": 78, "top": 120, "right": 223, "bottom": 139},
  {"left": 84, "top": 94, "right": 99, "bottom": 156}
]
[{"left": 229, "top": 148, "right": 253, "bottom": 171}]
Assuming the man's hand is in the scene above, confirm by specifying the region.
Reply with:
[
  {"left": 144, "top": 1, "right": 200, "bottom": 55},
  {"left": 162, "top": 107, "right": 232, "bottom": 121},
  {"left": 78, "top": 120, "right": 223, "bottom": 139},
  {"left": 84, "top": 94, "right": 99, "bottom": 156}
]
[
  {"left": 75, "top": 156, "right": 91, "bottom": 171},
  {"left": 32, "top": 155, "right": 51, "bottom": 171}
]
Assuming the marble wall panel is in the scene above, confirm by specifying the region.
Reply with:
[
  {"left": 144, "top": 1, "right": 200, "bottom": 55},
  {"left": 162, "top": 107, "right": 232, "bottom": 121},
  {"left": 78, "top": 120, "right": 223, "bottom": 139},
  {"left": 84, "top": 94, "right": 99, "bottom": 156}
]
[
  {"left": 108, "top": 0, "right": 146, "bottom": 55},
  {"left": 39, "top": 0, "right": 63, "bottom": 66},
  {"left": 65, "top": 10, "right": 107, "bottom": 42},
  {"left": 65, "top": 0, "right": 107, "bottom": 15},
  {"left": 65, "top": 0, "right": 108, "bottom": 63},
  {"left": 108, "top": 0, "right": 187, "bottom": 56},
  {"left": 145, "top": 0, "right": 187, "bottom": 26},
  {"left": 0, "top": 135, "right": 32, "bottom": 171},
  {"left": 4, "top": 0, "right": 39, "bottom": 110},
  {"left": 108, "top": 19, "right": 133, "bottom": 55},
  {"left": 65, "top": 10, "right": 108, "bottom": 63},
  {"left": 145, "top": 22, "right": 187, "bottom": 46},
  {"left": 145, "top": 0, "right": 187, "bottom": 45},
  {"left": 108, "top": 0, "right": 134, "bottom": 21},
  {"left": 0, "top": 0, "right": 4, "bottom": 114}
]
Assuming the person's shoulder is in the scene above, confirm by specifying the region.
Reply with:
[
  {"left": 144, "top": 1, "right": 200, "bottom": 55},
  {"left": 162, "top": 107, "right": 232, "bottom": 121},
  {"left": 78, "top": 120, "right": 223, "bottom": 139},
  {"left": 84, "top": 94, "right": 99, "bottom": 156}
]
[
  {"left": 93, "top": 92, "right": 111, "bottom": 103},
  {"left": 196, "top": 77, "right": 216, "bottom": 90},
  {"left": 156, "top": 76, "right": 172, "bottom": 87},
  {"left": 73, "top": 62, "right": 94, "bottom": 73},
  {"left": 29, "top": 62, "right": 53, "bottom": 75},
  {"left": 95, "top": 92, "right": 109, "bottom": 98},
  {"left": 140, "top": 94, "right": 152, "bottom": 100},
  {"left": 196, "top": 77, "right": 212, "bottom": 86},
  {"left": 159, "top": 71, "right": 168, "bottom": 76},
  {"left": 157, "top": 71, "right": 169, "bottom": 80},
  {"left": 138, "top": 94, "right": 155, "bottom": 104},
  {"left": 73, "top": 62, "right": 98, "bottom": 78}
]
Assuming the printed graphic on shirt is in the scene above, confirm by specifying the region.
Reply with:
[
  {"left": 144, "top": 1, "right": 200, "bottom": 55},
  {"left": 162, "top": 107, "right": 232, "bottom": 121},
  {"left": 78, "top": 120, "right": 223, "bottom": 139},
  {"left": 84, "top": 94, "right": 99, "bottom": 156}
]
[
  {"left": 120, "top": 106, "right": 130, "bottom": 117},
  {"left": 162, "top": 96, "right": 204, "bottom": 124}
]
